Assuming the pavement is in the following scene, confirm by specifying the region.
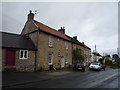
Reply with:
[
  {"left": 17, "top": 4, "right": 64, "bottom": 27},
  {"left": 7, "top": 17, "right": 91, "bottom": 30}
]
[{"left": 2, "top": 68, "right": 74, "bottom": 88}]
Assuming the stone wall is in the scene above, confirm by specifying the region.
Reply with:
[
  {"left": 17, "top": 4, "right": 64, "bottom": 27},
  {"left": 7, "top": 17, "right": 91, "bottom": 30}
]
[
  {"left": 36, "top": 31, "right": 72, "bottom": 71},
  {"left": 72, "top": 43, "right": 91, "bottom": 66},
  {"left": 21, "top": 20, "right": 38, "bottom": 35},
  {"left": 2, "top": 48, "right": 36, "bottom": 72},
  {"left": 15, "top": 50, "right": 35, "bottom": 72}
]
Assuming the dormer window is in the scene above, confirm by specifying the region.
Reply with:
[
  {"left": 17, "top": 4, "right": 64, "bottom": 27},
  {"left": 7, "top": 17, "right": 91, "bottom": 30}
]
[{"left": 49, "top": 36, "right": 53, "bottom": 47}]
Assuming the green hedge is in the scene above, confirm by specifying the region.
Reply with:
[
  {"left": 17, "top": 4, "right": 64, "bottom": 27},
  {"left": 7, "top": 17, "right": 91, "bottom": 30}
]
[{"left": 110, "top": 65, "right": 120, "bottom": 69}]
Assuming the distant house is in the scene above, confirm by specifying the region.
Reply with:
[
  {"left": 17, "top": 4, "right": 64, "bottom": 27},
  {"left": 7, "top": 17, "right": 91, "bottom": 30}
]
[
  {"left": 91, "top": 52, "right": 102, "bottom": 62},
  {"left": 1, "top": 32, "right": 37, "bottom": 71},
  {"left": 112, "top": 54, "right": 119, "bottom": 63}
]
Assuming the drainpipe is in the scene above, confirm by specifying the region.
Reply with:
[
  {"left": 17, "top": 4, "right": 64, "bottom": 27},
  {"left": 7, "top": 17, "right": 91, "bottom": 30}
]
[
  {"left": 34, "top": 51, "right": 37, "bottom": 72},
  {"left": 72, "top": 42, "right": 73, "bottom": 65}
]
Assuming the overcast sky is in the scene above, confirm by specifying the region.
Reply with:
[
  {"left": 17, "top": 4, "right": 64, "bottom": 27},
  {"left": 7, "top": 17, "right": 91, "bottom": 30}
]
[{"left": 1, "top": 2, "right": 118, "bottom": 55}]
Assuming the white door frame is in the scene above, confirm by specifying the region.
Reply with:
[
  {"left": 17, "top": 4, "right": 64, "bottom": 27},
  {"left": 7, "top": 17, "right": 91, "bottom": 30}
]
[{"left": 61, "top": 56, "right": 65, "bottom": 68}]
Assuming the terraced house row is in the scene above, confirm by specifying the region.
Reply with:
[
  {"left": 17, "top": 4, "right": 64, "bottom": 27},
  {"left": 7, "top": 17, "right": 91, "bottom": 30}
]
[{"left": 2, "top": 11, "right": 91, "bottom": 72}]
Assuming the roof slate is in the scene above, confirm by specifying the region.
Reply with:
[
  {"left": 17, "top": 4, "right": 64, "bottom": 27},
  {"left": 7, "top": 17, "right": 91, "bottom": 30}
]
[{"left": 1, "top": 32, "right": 37, "bottom": 50}]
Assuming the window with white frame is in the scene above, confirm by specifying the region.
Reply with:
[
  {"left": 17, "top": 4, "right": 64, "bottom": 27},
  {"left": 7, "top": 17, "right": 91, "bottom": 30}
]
[
  {"left": 84, "top": 50, "right": 85, "bottom": 55},
  {"left": 49, "top": 36, "right": 53, "bottom": 47},
  {"left": 48, "top": 52, "right": 53, "bottom": 65},
  {"left": 65, "top": 54, "right": 68, "bottom": 64},
  {"left": 19, "top": 50, "right": 28, "bottom": 59},
  {"left": 58, "top": 49, "right": 61, "bottom": 56},
  {"left": 65, "top": 41, "right": 68, "bottom": 49}
]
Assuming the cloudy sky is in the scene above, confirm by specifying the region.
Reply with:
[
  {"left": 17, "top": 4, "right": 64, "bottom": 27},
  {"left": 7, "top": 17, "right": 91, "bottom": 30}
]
[{"left": 1, "top": 2, "right": 118, "bottom": 55}]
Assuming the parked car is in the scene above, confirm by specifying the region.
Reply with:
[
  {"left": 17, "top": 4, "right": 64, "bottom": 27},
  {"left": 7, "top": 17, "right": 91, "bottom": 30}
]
[
  {"left": 89, "top": 62, "right": 105, "bottom": 71},
  {"left": 73, "top": 63, "right": 85, "bottom": 72}
]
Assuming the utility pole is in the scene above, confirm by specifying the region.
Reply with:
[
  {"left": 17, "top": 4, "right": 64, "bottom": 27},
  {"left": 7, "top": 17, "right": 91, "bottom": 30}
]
[
  {"left": 95, "top": 45, "right": 97, "bottom": 52},
  {"left": 94, "top": 45, "right": 97, "bottom": 61},
  {"left": 117, "top": 48, "right": 119, "bottom": 57}
]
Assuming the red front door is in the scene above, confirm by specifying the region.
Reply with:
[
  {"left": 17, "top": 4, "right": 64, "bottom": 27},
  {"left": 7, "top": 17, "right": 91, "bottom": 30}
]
[{"left": 5, "top": 49, "right": 15, "bottom": 66}]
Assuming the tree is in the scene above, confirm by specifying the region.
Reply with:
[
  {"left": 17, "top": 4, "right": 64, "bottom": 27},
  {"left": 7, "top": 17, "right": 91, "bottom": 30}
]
[
  {"left": 99, "top": 58, "right": 104, "bottom": 64},
  {"left": 72, "top": 48, "right": 84, "bottom": 64},
  {"left": 112, "top": 54, "right": 120, "bottom": 65}
]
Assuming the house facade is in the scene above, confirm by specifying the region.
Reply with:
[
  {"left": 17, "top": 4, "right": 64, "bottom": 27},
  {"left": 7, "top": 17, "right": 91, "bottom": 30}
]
[
  {"left": 91, "top": 52, "right": 102, "bottom": 63},
  {"left": 66, "top": 35, "right": 91, "bottom": 66},
  {"left": 21, "top": 11, "right": 72, "bottom": 71}
]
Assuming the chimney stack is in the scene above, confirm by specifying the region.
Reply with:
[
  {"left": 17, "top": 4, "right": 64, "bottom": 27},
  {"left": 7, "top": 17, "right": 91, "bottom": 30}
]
[
  {"left": 73, "top": 36, "right": 77, "bottom": 40},
  {"left": 58, "top": 26, "right": 65, "bottom": 34},
  {"left": 28, "top": 10, "right": 34, "bottom": 20},
  {"left": 82, "top": 42, "right": 85, "bottom": 45}
]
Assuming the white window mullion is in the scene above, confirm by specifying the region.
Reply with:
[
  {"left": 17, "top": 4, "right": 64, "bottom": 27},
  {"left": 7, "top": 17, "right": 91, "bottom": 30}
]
[
  {"left": 48, "top": 52, "right": 53, "bottom": 65},
  {"left": 19, "top": 50, "right": 28, "bottom": 59},
  {"left": 49, "top": 36, "right": 53, "bottom": 47}
]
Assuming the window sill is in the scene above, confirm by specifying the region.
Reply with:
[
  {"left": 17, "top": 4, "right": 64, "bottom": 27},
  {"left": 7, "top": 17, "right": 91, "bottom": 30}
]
[
  {"left": 48, "top": 63, "right": 53, "bottom": 65},
  {"left": 49, "top": 46, "right": 53, "bottom": 48},
  {"left": 19, "top": 58, "right": 28, "bottom": 60}
]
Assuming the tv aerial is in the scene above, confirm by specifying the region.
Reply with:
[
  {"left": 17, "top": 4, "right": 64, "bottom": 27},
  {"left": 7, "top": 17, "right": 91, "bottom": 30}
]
[{"left": 34, "top": 9, "right": 39, "bottom": 15}]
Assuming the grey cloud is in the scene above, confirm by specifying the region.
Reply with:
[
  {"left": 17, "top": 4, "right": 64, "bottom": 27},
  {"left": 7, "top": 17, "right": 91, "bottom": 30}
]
[{"left": 1, "top": 2, "right": 118, "bottom": 55}]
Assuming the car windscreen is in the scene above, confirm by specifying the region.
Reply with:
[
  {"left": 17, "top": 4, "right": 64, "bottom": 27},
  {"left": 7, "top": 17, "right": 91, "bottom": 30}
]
[
  {"left": 91, "top": 63, "right": 99, "bottom": 65},
  {"left": 76, "top": 64, "right": 84, "bottom": 66}
]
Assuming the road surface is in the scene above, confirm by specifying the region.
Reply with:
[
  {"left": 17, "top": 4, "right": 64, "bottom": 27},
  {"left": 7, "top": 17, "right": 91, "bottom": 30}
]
[{"left": 5, "top": 68, "right": 120, "bottom": 88}]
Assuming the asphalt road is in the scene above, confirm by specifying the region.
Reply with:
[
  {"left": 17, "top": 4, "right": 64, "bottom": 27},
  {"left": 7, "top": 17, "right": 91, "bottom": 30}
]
[{"left": 8, "top": 68, "right": 119, "bottom": 88}]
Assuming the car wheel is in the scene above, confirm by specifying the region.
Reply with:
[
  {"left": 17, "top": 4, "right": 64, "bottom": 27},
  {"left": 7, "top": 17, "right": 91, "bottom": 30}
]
[
  {"left": 73, "top": 67, "right": 74, "bottom": 70},
  {"left": 89, "top": 68, "right": 91, "bottom": 71},
  {"left": 82, "top": 69, "right": 85, "bottom": 72},
  {"left": 103, "top": 68, "right": 105, "bottom": 71}
]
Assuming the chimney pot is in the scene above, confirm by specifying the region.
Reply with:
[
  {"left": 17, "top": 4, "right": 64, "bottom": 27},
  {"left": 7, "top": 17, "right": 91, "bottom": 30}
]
[
  {"left": 58, "top": 26, "right": 65, "bottom": 34},
  {"left": 30, "top": 10, "right": 32, "bottom": 14},
  {"left": 82, "top": 42, "right": 85, "bottom": 45},
  {"left": 73, "top": 36, "right": 77, "bottom": 39}
]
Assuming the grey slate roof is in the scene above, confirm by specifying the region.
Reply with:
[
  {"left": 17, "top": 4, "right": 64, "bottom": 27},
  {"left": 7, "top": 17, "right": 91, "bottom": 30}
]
[
  {"left": 1, "top": 32, "right": 37, "bottom": 50},
  {"left": 66, "top": 35, "right": 91, "bottom": 50},
  {"left": 66, "top": 35, "right": 84, "bottom": 46}
]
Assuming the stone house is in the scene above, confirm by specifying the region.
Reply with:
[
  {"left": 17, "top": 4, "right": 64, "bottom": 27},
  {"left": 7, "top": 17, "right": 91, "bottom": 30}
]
[
  {"left": 21, "top": 10, "right": 91, "bottom": 71},
  {"left": 21, "top": 11, "right": 72, "bottom": 71},
  {"left": 66, "top": 35, "right": 91, "bottom": 66},
  {"left": 1, "top": 32, "right": 37, "bottom": 71}
]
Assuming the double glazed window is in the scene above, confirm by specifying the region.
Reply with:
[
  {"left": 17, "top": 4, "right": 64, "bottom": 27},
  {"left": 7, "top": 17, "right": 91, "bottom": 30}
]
[
  {"left": 19, "top": 50, "right": 28, "bottom": 59},
  {"left": 49, "top": 36, "right": 53, "bottom": 47},
  {"left": 65, "top": 54, "right": 68, "bottom": 64},
  {"left": 48, "top": 52, "right": 53, "bottom": 65},
  {"left": 65, "top": 41, "right": 68, "bottom": 49}
]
